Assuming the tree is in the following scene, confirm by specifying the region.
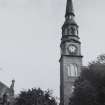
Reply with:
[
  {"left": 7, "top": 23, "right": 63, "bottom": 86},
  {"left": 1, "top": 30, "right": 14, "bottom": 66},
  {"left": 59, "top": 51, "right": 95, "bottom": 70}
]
[
  {"left": 15, "top": 88, "right": 57, "bottom": 105},
  {"left": 89, "top": 54, "right": 105, "bottom": 65},
  {"left": 69, "top": 54, "right": 105, "bottom": 105}
]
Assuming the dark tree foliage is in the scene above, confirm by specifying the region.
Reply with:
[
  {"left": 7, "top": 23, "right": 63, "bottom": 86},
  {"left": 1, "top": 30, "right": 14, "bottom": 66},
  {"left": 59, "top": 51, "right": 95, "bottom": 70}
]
[
  {"left": 69, "top": 54, "right": 105, "bottom": 105},
  {"left": 15, "top": 88, "right": 57, "bottom": 105},
  {"left": 89, "top": 54, "right": 105, "bottom": 65}
]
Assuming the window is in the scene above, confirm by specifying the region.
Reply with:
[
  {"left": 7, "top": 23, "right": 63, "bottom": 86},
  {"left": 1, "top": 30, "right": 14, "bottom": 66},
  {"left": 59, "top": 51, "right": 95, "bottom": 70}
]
[
  {"left": 64, "top": 29, "right": 68, "bottom": 35},
  {"left": 67, "top": 64, "right": 78, "bottom": 77},
  {"left": 71, "top": 86, "right": 75, "bottom": 92}
]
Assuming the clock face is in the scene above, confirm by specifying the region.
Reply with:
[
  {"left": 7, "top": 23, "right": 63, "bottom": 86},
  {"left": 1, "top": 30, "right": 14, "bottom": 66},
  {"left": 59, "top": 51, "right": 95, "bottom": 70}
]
[{"left": 68, "top": 45, "right": 77, "bottom": 54}]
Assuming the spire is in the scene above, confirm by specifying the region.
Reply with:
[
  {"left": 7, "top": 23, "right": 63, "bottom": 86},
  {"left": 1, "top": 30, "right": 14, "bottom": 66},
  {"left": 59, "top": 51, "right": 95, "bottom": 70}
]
[
  {"left": 10, "top": 79, "right": 15, "bottom": 96},
  {"left": 65, "top": 0, "right": 75, "bottom": 17},
  {"left": 62, "top": 0, "right": 78, "bottom": 37}
]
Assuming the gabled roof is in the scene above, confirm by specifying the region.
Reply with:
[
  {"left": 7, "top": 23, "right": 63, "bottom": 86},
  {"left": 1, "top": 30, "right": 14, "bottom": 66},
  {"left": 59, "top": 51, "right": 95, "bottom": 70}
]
[{"left": 0, "top": 81, "right": 10, "bottom": 96}]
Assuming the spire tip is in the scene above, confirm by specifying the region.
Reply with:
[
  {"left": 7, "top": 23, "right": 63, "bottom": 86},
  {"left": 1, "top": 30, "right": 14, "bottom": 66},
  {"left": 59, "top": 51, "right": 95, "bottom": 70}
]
[{"left": 65, "top": 0, "right": 75, "bottom": 17}]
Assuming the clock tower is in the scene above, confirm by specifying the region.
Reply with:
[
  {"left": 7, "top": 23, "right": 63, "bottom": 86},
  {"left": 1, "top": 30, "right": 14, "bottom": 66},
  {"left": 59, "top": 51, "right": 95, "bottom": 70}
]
[{"left": 59, "top": 0, "right": 83, "bottom": 105}]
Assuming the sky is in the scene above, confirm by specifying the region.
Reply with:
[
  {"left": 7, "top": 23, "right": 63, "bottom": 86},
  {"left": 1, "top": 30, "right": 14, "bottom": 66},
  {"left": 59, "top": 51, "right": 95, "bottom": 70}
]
[{"left": 0, "top": 0, "right": 105, "bottom": 98}]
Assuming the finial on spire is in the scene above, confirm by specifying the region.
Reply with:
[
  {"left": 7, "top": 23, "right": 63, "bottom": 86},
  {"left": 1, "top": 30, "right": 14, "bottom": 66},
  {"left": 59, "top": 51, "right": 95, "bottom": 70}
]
[{"left": 65, "top": 0, "right": 75, "bottom": 17}]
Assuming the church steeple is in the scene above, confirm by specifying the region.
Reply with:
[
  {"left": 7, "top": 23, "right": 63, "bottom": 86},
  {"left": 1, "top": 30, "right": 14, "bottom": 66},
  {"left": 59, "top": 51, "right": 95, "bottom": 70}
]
[
  {"left": 60, "top": 0, "right": 83, "bottom": 105},
  {"left": 65, "top": 0, "right": 75, "bottom": 17},
  {"left": 62, "top": 0, "right": 78, "bottom": 37}
]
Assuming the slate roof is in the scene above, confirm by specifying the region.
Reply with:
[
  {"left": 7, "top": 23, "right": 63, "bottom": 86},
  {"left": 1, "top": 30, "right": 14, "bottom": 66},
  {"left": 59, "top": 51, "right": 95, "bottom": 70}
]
[{"left": 0, "top": 81, "right": 11, "bottom": 97}]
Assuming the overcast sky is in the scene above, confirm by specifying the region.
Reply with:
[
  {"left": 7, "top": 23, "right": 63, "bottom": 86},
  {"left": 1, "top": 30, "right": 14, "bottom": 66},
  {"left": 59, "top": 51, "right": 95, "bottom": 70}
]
[{"left": 0, "top": 0, "right": 105, "bottom": 97}]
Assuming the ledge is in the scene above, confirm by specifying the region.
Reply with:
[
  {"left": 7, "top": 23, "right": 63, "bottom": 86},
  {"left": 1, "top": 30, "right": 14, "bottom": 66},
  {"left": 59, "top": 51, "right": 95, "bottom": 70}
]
[{"left": 59, "top": 55, "right": 83, "bottom": 62}]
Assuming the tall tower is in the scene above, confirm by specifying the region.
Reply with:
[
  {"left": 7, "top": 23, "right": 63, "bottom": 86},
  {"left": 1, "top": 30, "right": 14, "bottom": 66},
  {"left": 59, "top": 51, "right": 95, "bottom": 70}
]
[{"left": 60, "top": 0, "right": 83, "bottom": 105}]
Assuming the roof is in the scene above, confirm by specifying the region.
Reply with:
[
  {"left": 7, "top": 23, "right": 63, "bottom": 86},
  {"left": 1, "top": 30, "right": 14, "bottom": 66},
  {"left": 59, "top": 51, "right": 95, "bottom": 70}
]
[{"left": 0, "top": 81, "right": 11, "bottom": 96}]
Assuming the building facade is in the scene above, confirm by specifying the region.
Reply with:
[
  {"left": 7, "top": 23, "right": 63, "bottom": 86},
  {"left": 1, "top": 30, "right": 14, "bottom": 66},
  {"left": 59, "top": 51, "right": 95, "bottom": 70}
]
[
  {"left": 0, "top": 80, "right": 15, "bottom": 105},
  {"left": 59, "top": 0, "right": 83, "bottom": 105}
]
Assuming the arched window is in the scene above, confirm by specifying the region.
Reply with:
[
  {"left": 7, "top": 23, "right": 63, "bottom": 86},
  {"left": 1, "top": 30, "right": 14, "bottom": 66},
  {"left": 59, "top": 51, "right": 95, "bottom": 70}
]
[
  {"left": 71, "top": 86, "right": 75, "bottom": 92},
  {"left": 62, "top": 28, "right": 68, "bottom": 35},
  {"left": 67, "top": 64, "right": 78, "bottom": 77}
]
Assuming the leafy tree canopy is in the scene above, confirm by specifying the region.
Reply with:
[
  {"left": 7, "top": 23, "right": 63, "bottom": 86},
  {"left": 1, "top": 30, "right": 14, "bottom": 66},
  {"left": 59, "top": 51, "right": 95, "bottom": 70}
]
[
  {"left": 69, "top": 54, "right": 105, "bottom": 105},
  {"left": 15, "top": 88, "right": 57, "bottom": 105},
  {"left": 89, "top": 53, "right": 105, "bottom": 66}
]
